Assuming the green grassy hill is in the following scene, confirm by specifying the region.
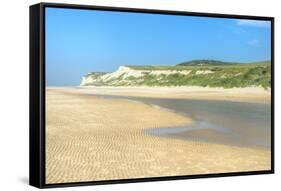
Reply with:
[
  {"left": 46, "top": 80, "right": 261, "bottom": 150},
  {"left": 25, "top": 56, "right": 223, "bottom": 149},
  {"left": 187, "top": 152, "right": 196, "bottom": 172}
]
[
  {"left": 81, "top": 60, "right": 271, "bottom": 89},
  {"left": 177, "top": 59, "right": 239, "bottom": 66}
]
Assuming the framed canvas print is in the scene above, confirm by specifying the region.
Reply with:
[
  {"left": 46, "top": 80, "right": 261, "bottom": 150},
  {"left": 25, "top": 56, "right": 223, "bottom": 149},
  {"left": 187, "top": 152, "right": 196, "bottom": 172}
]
[{"left": 29, "top": 2, "right": 274, "bottom": 188}]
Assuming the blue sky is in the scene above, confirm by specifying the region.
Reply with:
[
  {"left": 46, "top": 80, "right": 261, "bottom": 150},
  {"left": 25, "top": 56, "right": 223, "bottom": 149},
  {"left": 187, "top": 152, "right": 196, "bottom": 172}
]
[{"left": 46, "top": 7, "right": 271, "bottom": 86}]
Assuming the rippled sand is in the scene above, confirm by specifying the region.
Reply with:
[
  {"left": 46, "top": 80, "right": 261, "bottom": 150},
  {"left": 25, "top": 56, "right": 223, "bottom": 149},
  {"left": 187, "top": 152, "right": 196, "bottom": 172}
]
[{"left": 46, "top": 88, "right": 271, "bottom": 184}]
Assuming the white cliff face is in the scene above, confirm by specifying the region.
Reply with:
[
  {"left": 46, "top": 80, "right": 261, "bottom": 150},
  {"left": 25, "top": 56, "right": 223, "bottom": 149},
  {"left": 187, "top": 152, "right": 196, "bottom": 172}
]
[
  {"left": 100, "top": 66, "right": 139, "bottom": 81},
  {"left": 80, "top": 66, "right": 215, "bottom": 86},
  {"left": 80, "top": 66, "right": 141, "bottom": 86},
  {"left": 80, "top": 75, "right": 92, "bottom": 86}
]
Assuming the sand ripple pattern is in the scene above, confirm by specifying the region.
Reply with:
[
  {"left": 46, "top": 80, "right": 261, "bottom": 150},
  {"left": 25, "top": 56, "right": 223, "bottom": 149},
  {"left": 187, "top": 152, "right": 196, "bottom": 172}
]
[{"left": 46, "top": 89, "right": 270, "bottom": 184}]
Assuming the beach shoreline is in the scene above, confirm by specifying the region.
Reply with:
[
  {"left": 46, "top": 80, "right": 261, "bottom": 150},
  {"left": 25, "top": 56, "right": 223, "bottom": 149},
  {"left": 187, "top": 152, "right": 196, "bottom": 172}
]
[
  {"left": 48, "top": 86, "right": 271, "bottom": 104},
  {"left": 46, "top": 87, "right": 271, "bottom": 184}
]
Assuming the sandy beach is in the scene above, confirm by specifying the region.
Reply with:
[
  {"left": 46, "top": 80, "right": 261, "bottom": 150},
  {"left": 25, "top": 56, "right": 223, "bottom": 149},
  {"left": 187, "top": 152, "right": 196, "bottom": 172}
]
[
  {"left": 56, "top": 86, "right": 271, "bottom": 104},
  {"left": 46, "top": 86, "right": 271, "bottom": 184}
]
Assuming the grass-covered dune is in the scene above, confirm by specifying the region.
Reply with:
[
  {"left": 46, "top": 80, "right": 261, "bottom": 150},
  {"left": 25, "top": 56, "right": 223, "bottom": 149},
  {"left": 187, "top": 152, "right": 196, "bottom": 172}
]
[{"left": 81, "top": 60, "right": 271, "bottom": 89}]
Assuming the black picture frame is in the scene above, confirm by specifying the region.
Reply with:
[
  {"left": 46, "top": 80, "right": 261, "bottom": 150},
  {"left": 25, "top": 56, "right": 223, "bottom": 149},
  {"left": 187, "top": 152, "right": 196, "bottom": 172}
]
[{"left": 30, "top": 2, "right": 275, "bottom": 189}]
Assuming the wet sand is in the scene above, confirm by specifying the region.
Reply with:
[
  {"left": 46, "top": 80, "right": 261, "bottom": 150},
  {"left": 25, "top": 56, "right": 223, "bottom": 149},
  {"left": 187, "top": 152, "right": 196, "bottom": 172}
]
[
  {"left": 46, "top": 87, "right": 271, "bottom": 184},
  {"left": 103, "top": 96, "right": 271, "bottom": 148}
]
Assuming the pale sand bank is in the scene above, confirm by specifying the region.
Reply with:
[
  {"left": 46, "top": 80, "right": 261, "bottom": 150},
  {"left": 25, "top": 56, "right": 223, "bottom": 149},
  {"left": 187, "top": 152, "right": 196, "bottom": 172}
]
[
  {"left": 46, "top": 87, "right": 271, "bottom": 184},
  {"left": 49, "top": 86, "right": 271, "bottom": 104}
]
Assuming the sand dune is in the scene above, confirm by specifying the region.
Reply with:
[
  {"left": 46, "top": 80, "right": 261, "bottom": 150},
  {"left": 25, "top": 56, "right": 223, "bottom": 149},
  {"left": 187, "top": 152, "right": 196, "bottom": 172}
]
[{"left": 46, "top": 87, "right": 271, "bottom": 184}]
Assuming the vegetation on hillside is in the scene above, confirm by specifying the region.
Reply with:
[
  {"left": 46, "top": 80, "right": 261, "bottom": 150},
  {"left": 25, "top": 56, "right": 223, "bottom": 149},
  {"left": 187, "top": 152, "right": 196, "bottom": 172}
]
[
  {"left": 82, "top": 60, "right": 271, "bottom": 89},
  {"left": 135, "top": 62, "right": 270, "bottom": 88},
  {"left": 177, "top": 59, "right": 239, "bottom": 66}
]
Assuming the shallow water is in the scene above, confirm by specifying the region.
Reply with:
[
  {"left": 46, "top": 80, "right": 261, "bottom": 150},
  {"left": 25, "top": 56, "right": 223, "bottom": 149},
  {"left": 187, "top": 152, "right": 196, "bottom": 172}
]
[{"left": 98, "top": 95, "right": 271, "bottom": 149}]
